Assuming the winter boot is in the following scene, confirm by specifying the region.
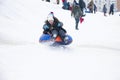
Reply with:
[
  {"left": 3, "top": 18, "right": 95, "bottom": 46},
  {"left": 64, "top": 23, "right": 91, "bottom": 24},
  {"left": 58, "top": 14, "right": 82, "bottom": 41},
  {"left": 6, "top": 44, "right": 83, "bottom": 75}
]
[
  {"left": 63, "top": 36, "right": 69, "bottom": 44},
  {"left": 80, "top": 17, "right": 84, "bottom": 23}
]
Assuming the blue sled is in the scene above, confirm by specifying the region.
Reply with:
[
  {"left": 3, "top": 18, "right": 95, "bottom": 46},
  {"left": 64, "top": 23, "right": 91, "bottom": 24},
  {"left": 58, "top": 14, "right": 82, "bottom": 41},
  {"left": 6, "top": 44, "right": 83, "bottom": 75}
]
[{"left": 39, "top": 34, "right": 72, "bottom": 45}]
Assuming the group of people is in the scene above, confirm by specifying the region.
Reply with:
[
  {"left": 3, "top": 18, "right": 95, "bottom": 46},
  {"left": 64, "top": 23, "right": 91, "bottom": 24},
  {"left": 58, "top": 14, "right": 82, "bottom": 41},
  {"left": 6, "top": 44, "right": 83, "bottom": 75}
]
[
  {"left": 103, "top": 3, "right": 114, "bottom": 16},
  {"left": 40, "top": 0, "right": 116, "bottom": 45},
  {"left": 40, "top": 0, "right": 87, "bottom": 45}
]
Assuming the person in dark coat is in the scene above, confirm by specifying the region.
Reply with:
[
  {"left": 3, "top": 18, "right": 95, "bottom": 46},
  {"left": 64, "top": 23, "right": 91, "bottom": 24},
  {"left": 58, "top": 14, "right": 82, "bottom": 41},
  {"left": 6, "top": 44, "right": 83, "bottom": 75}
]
[
  {"left": 71, "top": 1, "right": 83, "bottom": 30},
  {"left": 43, "top": 12, "right": 67, "bottom": 42},
  {"left": 109, "top": 3, "right": 114, "bottom": 15},
  {"left": 79, "top": 0, "right": 86, "bottom": 16},
  {"left": 103, "top": 4, "right": 107, "bottom": 16}
]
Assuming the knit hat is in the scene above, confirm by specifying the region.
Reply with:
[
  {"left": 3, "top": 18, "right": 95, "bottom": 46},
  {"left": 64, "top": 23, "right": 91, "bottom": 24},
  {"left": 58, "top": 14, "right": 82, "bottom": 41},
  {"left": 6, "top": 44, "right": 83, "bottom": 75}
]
[{"left": 47, "top": 12, "right": 54, "bottom": 21}]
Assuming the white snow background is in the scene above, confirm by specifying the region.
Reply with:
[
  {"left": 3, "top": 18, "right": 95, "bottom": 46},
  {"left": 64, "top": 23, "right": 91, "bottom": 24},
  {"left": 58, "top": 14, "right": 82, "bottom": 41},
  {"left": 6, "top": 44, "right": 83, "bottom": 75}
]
[{"left": 0, "top": 0, "right": 120, "bottom": 80}]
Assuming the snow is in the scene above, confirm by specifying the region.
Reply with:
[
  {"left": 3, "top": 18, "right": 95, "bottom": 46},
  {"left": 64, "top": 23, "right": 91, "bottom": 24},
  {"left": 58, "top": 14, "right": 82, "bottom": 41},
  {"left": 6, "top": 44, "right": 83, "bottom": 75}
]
[{"left": 0, "top": 0, "right": 120, "bottom": 80}]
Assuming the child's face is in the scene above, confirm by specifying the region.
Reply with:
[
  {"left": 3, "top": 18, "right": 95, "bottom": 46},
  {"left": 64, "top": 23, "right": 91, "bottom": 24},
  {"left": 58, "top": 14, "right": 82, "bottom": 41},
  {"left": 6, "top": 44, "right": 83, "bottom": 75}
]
[{"left": 48, "top": 20, "right": 54, "bottom": 25}]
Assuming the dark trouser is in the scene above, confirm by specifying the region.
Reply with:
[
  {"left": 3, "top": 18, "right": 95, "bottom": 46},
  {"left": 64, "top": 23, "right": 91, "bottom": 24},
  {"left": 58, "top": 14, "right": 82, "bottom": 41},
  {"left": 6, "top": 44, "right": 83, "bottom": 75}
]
[
  {"left": 58, "top": 29, "right": 66, "bottom": 41},
  {"left": 51, "top": 29, "right": 66, "bottom": 41},
  {"left": 109, "top": 10, "right": 114, "bottom": 15},
  {"left": 51, "top": 30, "right": 58, "bottom": 39},
  {"left": 75, "top": 18, "right": 79, "bottom": 29}
]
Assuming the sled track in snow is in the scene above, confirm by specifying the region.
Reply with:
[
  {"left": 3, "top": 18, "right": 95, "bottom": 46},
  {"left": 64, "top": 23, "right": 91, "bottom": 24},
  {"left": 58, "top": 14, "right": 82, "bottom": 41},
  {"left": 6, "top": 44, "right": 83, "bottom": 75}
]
[{"left": 0, "top": 40, "right": 120, "bottom": 52}]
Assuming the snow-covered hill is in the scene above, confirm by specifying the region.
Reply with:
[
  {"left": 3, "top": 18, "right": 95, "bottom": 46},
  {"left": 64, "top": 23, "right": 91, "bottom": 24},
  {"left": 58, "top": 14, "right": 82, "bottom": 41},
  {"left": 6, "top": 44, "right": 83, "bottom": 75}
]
[{"left": 0, "top": 0, "right": 120, "bottom": 80}]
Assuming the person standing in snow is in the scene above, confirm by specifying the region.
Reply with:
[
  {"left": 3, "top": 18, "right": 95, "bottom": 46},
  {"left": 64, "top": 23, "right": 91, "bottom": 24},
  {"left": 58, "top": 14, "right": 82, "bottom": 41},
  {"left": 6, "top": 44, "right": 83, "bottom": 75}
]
[
  {"left": 79, "top": 0, "right": 86, "bottom": 16},
  {"left": 109, "top": 3, "right": 114, "bottom": 15},
  {"left": 103, "top": 4, "right": 107, "bottom": 16},
  {"left": 42, "top": 12, "right": 68, "bottom": 43},
  {"left": 71, "top": 0, "right": 83, "bottom": 30}
]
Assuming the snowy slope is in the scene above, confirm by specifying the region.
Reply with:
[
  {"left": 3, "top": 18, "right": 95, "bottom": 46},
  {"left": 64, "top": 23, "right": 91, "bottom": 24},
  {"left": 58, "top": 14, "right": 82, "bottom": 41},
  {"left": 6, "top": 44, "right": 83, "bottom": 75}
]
[{"left": 0, "top": 0, "right": 120, "bottom": 80}]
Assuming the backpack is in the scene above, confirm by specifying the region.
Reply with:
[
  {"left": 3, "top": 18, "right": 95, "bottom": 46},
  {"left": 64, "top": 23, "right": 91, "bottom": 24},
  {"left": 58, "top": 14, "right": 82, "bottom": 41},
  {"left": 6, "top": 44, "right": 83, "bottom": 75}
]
[{"left": 71, "top": 4, "right": 83, "bottom": 18}]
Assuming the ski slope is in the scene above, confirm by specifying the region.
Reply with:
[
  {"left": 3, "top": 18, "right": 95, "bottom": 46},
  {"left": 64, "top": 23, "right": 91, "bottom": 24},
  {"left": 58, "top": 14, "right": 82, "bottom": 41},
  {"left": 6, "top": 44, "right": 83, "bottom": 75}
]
[{"left": 0, "top": 0, "right": 120, "bottom": 80}]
